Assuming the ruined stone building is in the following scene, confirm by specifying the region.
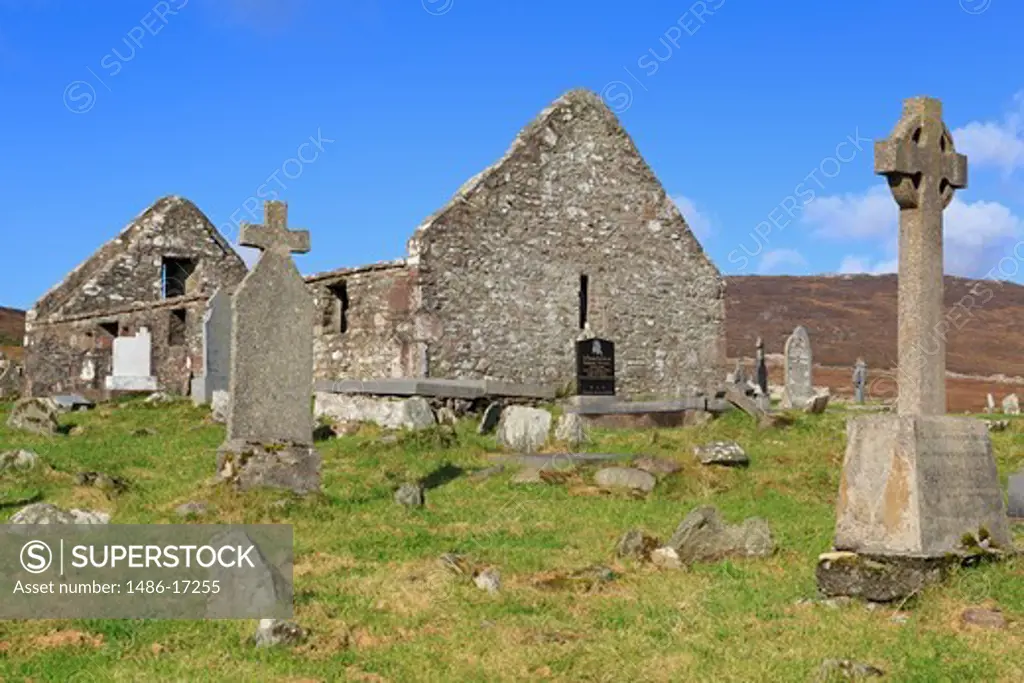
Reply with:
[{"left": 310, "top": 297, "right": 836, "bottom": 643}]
[
  {"left": 306, "top": 89, "right": 725, "bottom": 397},
  {"left": 24, "top": 197, "right": 248, "bottom": 397},
  {"left": 24, "top": 88, "right": 725, "bottom": 399}
]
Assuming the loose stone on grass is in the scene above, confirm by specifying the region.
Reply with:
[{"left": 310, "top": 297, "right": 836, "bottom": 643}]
[
  {"left": 496, "top": 406, "right": 552, "bottom": 453},
  {"left": 75, "top": 471, "right": 129, "bottom": 497},
  {"left": 473, "top": 568, "right": 501, "bottom": 594},
  {"left": 666, "top": 506, "right": 774, "bottom": 563},
  {"left": 615, "top": 529, "right": 660, "bottom": 561},
  {"left": 959, "top": 607, "right": 1007, "bottom": 630},
  {"left": 395, "top": 483, "right": 425, "bottom": 508},
  {"left": 0, "top": 450, "right": 39, "bottom": 472},
  {"left": 6, "top": 397, "right": 60, "bottom": 436},
  {"left": 554, "top": 412, "right": 589, "bottom": 447},
  {"left": 252, "top": 619, "right": 307, "bottom": 648},
  {"left": 593, "top": 467, "right": 656, "bottom": 494},
  {"left": 631, "top": 455, "right": 682, "bottom": 476},
  {"left": 175, "top": 501, "right": 209, "bottom": 519},
  {"left": 693, "top": 441, "right": 749, "bottom": 467},
  {"left": 10, "top": 502, "right": 110, "bottom": 525},
  {"left": 478, "top": 402, "right": 502, "bottom": 435},
  {"left": 815, "top": 659, "right": 884, "bottom": 681}
]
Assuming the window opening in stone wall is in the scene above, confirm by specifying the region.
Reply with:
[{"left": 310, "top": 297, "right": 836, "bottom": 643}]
[
  {"left": 169, "top": 308, "right": 187, "bottom": 346},
  {"left": 579, "top": 274, "right": 590, "bottom": 330},
  {"left": 98, "top": 321, "right": 119, "bottom": 338},
  {"left": 162, "top": 257, "right": 196, "bottom": 299},
  {"left": 325, "top": 281, "right": 349, "bottom": 334}
]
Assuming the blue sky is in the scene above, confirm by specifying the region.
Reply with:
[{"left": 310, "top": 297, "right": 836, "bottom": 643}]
[{"left": 2, "top": 0, "right": 1023, "bottom": 310}]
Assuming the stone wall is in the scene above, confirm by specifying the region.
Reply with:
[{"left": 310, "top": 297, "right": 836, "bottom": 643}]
[
  {"left": 24, "top": 196, "right": 247, "bottom": 397},
  {"left": 407, "top": 89, "right": 725, "bottom": 398},
  {"left": 308, "top": 262, "right": 425, "bottom": 380}
]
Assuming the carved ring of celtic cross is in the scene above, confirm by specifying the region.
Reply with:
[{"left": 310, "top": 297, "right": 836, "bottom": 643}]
[{"left": 875, "top": 102, "right": 967, "bottom": 210}]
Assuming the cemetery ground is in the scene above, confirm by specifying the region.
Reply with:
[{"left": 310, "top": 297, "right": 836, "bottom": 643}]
[{"left": 0, "top": 400, "right": 1023, "bottom": 682}]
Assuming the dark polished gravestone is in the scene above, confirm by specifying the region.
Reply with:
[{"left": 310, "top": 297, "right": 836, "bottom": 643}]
[{"left": 576, "top": 337, "right": 615, "bottom": 396}]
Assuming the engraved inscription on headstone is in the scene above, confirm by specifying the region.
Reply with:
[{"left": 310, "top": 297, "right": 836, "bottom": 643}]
[{"left": 576, "top": 338, "right": 615, "bottom": 396}]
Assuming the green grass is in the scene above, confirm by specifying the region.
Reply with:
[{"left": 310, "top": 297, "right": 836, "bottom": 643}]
[{"left": 0, "top": 399, "right": 1022, "bottom": 682}]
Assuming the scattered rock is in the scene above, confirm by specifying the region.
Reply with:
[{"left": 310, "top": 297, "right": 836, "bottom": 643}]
[
  {"left": 9, "top": 502, "right": 109, "bottom": 525},
  {"left": 496, "top": 406, "right": 552, "bottom": 453},
  {"left": 554, "top": 413, "right": 588, "bottom": 447},
  {"left": 983, "top": 419, "right": 1009, "bottom": 432},
  {"left": 6, "top": 397, "right": 60, "bottom": 436},
  {"left": 960, "top": 607, "right": 1007, "bottom": 630},
  {"left": 666, "top": 506, "right": 774, "bottom": 563},
  {"left": 650, "top": 547, "right": 683, "bottom": 569},
  {"left": 615, "top": 529, "right": 660, "bottom": 561},
  {"left": 890, "top": 613, "right": 910, "bottom": 625},
  {"left": 68, "top": 425, "right": 87, "bottom": 437},
  {"left": 693, "top": 441, "right": 749, "bottom": 467},
  {"left": 0, "top": 450, "right": 39, "bottom": 472},
  {"left": 436, "top": 406, "right": 458, "bottom": 426},
  {"left": 379, "top": 434, "right": 399, "bottom": 446},
  {"left": 477, "top": 402, "right": 503, "bottom": 435},
  {"left": 252, "top": 619, "right": 307, "bottom": 648},
  {"left": 394, "top": 483, "right": 425, "bottom": 508},
  {"left": 594, "top": 467, "right": 657, "bottom": 494},
  {"left": 132, "top": 427, "right": 157, "bottom": 437},
  {"left": 815, "top": 659, "right": 884, "bottom": 681},
  {"left": 144, "top": 392, "right": 172, "bottom": 404},
  {"left": 438, "top": 552, "right": 472, "bottom": 576},
  {"left": 175, "top": 501, "right": 209, "bottom": 518},
  {"left": 805, "top": 393, "right": 831, "bottom": 415},
  {"left": 216, "top": 439, "right": 321, "bottom": 495},
  {"left": 815, "top": 551, "right": 951, "bottom": 602},
  {"left": 631, "top": 456, "right": 682, "bottom": 476},
  {"left": 534, "top": 565, "right": 615, "bottom": 593},
  {"left": 473, "top": 568, "right": 501, "bottom": 594},
  {"left": 75, "top": 471, "right": 129, "bottom": 496}
]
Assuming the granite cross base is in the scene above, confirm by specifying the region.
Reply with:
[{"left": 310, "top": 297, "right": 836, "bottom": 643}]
[
  {"left": 816, "top": 551, "right": 973, "bottom": 603},
  {"left": 835, "top": 415, "right": 1010, "bottom": 557},
  {"left": 216, "top": 439, "right": 321, "bottom": 495}
]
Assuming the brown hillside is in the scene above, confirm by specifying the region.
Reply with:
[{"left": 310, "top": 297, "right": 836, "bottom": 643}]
[
  {"left": 0, "top": 306, "right": 25, "bottom": 361},
  {"left": 725, "top": 274, "right": 1024, "bottom": 378},
  {"left": 725, "top": 275, "right": 1024, "bottom": 412}
]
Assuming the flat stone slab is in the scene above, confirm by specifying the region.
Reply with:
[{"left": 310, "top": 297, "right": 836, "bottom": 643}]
[
  {"left": 836, "top": 415, "right": 1010, "bottom": 556},
  {"left": 105, "top": 376, "right": 158, "bottom": 392},
  {"left": 566, "top": 397, "right": 710, "bottom": 415},
  {"left": 216, "top": 440, "right": 321, "bottom": 495},
  {"left": 314, "top": 393, "right": 436, "bottom": 431},
  {"left": 488, "top": 452, "right": 631, "bottom": 470},
  {"left": 51, "top": 395, "right": 95, "bottom": 412},
  {"left": 816, "top": 551, "right": 955, "bottom": 602},
  {"left": 694, "top": 441, "right": 749, "bottom": 467},
  {"left": 314, "top": 378, "right": 555, "bottom": 400}
]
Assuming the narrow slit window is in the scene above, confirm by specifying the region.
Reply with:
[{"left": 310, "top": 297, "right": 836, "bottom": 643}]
[
  {"left": 326, "top": 281, "right": 349, "bottom": 334},
  {"left": 579, "top": 274, "right": 589, "bottom": 330}
]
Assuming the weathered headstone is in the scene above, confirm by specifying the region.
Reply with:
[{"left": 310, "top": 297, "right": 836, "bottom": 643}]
[
  {"left": 782, "top": 326, "right": 813, "bottom": 409},
  {"left": 104, "top": 328, "right": 157, "bottom": 392},
  {"left": 1002, "top": 393, "right": 1020, "bottom": 416},
  {"left": 191, "top": 287, "right": 233, "bottom": 406},
  {"left": 216, "top": 201, "right": 321, "bottom": 495},
  {"left": 576, "top": 337, "right": 615, "bottom": 396},
  {"left": 853, "top": 358, "right": 867, "bottom": 404},
  {"left": 825, "top": 98, "right": 1009, "bottom": 599},
  {"left": 732, "top": 360, "right": 747, "bottom": 388},
  {"left": 1007, "top": 471, "right": 1024, "bottom": 518},
  {"left": 755, "top": 337, "right": 769, "bottom": 398}
]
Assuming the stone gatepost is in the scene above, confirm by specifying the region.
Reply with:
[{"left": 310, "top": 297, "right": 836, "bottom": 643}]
[{"left": 818, "top": 98, "right": 1010, "bottom": 601}]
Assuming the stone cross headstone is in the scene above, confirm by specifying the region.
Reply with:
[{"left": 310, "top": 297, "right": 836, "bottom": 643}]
[
  {"left": 216, "top": 201, "right": 320, "bottom": 494},
  {"left": 783, "top": 326, "right": 813, "bottom": 409},
  {"left": 104, "top": 328, "right": 157, "bottom": 392},
  {"left": 191, "top": 288, "right": 233, "bottom": 406},
  {"left": 852, "top": 358, "right": 867, "bottom": 405},
  {"left": 829, "top": 96, "right": 1009, "bottom": 567}
]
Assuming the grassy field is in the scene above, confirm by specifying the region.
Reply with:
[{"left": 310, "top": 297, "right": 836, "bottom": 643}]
[{"left": 0, "top": 399, "right": 1022, "bottom": 682}]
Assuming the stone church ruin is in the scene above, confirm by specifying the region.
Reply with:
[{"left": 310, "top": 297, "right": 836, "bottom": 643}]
[{"left": 23, "top": 89, "right": 725, "bottom": 400}]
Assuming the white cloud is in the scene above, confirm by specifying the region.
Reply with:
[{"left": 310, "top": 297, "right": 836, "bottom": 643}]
[
  {"left": 952, "top": 92, "right": 1024, "bottom": 174},
  {"left": 837, "top": 255, "right": 896, "bottom": 275},
  {"left": 672, "top": 195, "right": 714, "bottom": 241},
  {"left": 805, "top": 184, "right": 1024, "bottom": 278},
  {"left": 758, "top": 248, "right": 807, "bottom": 274}
]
